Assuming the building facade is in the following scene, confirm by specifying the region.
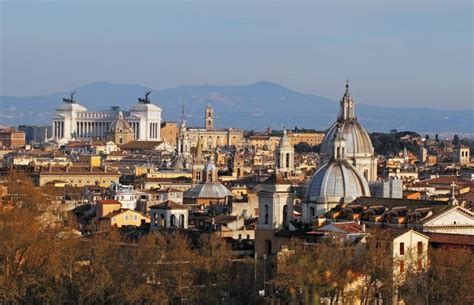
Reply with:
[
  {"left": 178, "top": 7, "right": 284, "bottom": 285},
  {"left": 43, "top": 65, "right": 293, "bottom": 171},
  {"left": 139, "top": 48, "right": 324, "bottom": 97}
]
[
  {"left": 52, "top": 93, "right": 162, "bottom": 144},
  {"left": 0, "top": 128, "right": 26, "bottom": 148}
]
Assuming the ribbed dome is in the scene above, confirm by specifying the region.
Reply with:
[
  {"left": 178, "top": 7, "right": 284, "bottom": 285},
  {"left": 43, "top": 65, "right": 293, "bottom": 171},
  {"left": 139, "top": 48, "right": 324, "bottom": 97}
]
[
  {"left": 109, "top": 111, "right": 132, "bottom": 132},
  {"left": 321, "top": 120, "right": 374, "bottom": 157},
  {"left": 185, "top": 182, "right": 233, "bottom": 199},
  {"left": 306, "top": 160, "right": 370, "bottom": 202}
]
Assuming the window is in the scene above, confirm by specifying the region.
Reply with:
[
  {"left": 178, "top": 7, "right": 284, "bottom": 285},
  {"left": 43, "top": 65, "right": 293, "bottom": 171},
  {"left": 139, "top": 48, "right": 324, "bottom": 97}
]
[
  {"left": 125, "top": 215, "right": 128, "bottom": 221},
  {"left": 309, "top": 207, "right": 315, "bottom": 218},
  {"left": 418, "top": 258, "right": 423, "bottom": 271},
  {"left": 170, "top": 214, "right": 176, "bottom": 227},
  {"left": 417, "top": 241, "right": 423, "bottom": 255},
  {"left": 399, "top": 242, "right": 405, "bottom": 255},
  {"left": 238, "top": 234, "right": 242, "bottom": 240},
  {"left": 247, "top": 235, "right": 250, "bottom": 240},
  {"left": 400, "top": 260, "right": 405, "bottom": 273},
  {"left": 264, "top": 204, "right": 269, "bottom": 224},
  {"left": 179, "top": 214, "right": 185, "bottom": 228},
  {"left": 283, "top": 205, "right": 288, "bottom": 227},
  {"left": 134, "top": 215, "right": 138, "bottom": 220}
]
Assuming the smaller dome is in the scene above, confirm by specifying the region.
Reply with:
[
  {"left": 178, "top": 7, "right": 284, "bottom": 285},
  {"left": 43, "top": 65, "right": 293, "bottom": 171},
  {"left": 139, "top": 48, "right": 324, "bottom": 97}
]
[
  {"left": 185, "top": 182, "right": 233, "bottom": 199},
  {"left": 306, "top": 160, "right": 370, "bottom": 202},
  {"left": 109, "top": 111, "right": 132, "bottom": 132}
]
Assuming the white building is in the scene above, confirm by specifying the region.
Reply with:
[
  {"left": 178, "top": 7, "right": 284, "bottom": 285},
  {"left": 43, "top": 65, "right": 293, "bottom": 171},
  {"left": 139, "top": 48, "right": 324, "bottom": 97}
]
[
  {"left": 149, "top": 200, "right": 188, "bottom": 230},
  {"left": 52, "top": 92, "right": 162, "bottom": 144},
  {"left": 108, "top": 182, "right": 138, "bottom": 210},
  {"left": 369, "top": 178, "right": 403, "bottom": 199},
  {"left": 275, "top": 128, "right": 295, "bottom": 175},
  {"left": 423, "top": 205, "right": 474, "bottom": 235}
]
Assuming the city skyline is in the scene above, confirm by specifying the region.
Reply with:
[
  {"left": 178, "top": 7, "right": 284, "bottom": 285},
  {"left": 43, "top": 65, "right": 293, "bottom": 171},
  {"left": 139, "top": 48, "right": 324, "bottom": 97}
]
[{"left": 1, "top": 1, "right": 472, "bottom": 109}]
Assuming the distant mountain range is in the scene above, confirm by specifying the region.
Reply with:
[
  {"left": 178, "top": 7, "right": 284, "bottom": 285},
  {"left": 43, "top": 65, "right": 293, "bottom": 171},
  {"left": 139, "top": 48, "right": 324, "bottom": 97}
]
[{"left": 1, "top": 81, "right": 472, "bottom": 134}]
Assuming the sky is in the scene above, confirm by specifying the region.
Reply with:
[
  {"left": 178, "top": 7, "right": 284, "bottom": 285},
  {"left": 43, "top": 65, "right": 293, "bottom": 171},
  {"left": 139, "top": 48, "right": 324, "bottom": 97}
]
[{"left": 1, "top": 0, "right": 473, "bottom": 109}]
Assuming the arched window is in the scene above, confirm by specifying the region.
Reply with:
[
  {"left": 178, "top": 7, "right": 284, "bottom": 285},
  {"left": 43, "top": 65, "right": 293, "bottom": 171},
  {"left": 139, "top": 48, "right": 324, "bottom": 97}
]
[
  {"left": 179, "top": 214, "right": 185, "bottom": 228},
  {"left": 264, "top": 204, "right": 269, "bottom": 224},
  {"left": 170, "top": 214, "right": 176, "bottom": 227},
  {"left": 283, "top": 205, "right": 288, "bottom": 227},
  {"left": 160, "top": 214, "right": 165, "bottom": 227}
]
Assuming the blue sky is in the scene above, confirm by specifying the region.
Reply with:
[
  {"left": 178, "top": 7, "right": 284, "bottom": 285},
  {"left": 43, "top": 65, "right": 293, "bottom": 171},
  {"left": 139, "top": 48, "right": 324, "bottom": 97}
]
[{"left": 1, "top": 0, "right": 472, "bottom": 109}]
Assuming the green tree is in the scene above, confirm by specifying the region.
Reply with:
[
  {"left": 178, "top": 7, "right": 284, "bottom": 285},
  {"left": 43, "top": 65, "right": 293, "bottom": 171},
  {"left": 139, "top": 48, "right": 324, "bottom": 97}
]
[{"left": 452, "top": 134, "right": 460, "bottom": 146}]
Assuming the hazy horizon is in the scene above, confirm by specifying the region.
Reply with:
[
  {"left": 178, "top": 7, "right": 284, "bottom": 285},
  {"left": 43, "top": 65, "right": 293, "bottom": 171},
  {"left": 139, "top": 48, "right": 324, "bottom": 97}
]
[{"left": 1, "top": 1, "right": 473, "bottom": 109}]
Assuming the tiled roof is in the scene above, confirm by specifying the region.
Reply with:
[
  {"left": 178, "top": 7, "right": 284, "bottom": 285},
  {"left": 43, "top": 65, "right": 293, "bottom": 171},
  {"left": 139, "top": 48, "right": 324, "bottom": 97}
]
[
  {"left": 332, "top": 222, "right": 364, "bottom": 234},
  {"left": 39, "top": 165, "right": 119, "bottom": 175},
  {"left": 119, "top": 141, "right": 162, "bottom": 150},
  {"left": 156, "top": 187, "right": 183, "bottom": 193},
  {"left": 424, "top": 233, "right": 474, "bottom": 246},
  {"left": 149, "top": 200, "right": 187, "bottom": 210},
  {"left": 350, "top": 197, "right": 445, "bottom": 209},
  {"left": 97, "top": 199, "right": 122, "bottom": 205}
]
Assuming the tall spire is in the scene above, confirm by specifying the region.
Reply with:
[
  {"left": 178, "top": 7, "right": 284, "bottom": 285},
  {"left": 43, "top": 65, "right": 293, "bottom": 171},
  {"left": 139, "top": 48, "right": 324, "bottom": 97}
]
[
  {"left": 180, "top": 104, "right": 186, "bottom": 128},
  {"left": 338, "top": 80, "right": 356, "bottom": 121},
  {"left": 194, "top": 135, "right": 203, "bottom": 164}
]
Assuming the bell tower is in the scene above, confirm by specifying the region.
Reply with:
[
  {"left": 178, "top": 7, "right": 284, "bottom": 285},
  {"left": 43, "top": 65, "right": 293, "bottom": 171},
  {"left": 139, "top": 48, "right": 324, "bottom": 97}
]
[
  {"left": 275, "top": 127, "right": 295, "bottom": 175},
  {"left": 205, "top": 104, "right": 214, "bottom": 130}
]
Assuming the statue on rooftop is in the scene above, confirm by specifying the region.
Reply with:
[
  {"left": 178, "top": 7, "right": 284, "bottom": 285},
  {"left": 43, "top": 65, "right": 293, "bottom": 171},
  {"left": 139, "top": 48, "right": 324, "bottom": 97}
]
[
  {"left": 138, "top": 91, "right": 152, "bottom": 104},
  {"left": 62, "top": 91, "right": 76, "bottom": 104}
]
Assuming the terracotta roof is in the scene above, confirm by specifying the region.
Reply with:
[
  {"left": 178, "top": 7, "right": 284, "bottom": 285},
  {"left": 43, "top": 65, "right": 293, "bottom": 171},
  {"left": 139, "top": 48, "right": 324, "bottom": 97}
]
[
  {"left": 119, "top": 141, "right": 162, "bottom": 150},
  {"left": 424, "top": 233, "right": 474, "bottom": 246},
  {"left": 332, "top": 222, "right": 364, "bottom": 234},
  {"left": 101, "top": 209, "right": 145, "bottom": 219},
  {"left": 350, "top": 197, "right": 445, "bottom": 209},
  {"left": 97, "top": 199, "right": 122, "bottom": 205},
  {"left": 149, "top": 200, "right": 187, "bottom": 210},
  {"left": 39, "top": 165, "right": 119, "bottom": 175},
  {"left": 156, "top": 187, "right": 183, "bottom": 193},
  {"left": 145, "top": 177, "right": 192, "bottom": 183}
]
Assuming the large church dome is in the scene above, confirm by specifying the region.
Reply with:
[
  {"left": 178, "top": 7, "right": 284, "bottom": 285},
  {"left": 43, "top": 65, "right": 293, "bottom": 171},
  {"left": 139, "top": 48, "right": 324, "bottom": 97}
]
[
  {"left": 320, "top": 82, "right": 374, "bottom": 158},
  {"left": 306, "top": 159, "right": 370, "bottom": 202},
  {"left": 320, "top": 120, "right": 374, "bottom": 157}
]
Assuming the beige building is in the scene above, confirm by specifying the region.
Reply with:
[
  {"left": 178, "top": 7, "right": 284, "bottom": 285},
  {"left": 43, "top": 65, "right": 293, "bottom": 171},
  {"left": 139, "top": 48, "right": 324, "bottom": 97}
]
[
  {"left": 187, "top": 128, "right": 244, "bottom": 151},
  {"left": 160, "top": 122, "right": 179, "bottom": 146},
  {"left": 106, "top": 111, "right": 135, "bottom": 145},
  {"left": 288, "top": 132, "right": 325, "bottom": 146},
  {"left": 0, "top": 128, "right": 26, "bottom": 148},
  {"left": 96, "top": 199, "right": 122, "bottom": 218},
  {"left": 248, "top": 135, "right": 280, "bottom": 151},
  {"left": 454, "top": 146, "right": 470, "bottom": 165},
  {"left": 99, "top": 209, "right": 150, "bottom": 229},
  {"left": 35, "top": 156, "right": 120, "bottom": 187}
]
